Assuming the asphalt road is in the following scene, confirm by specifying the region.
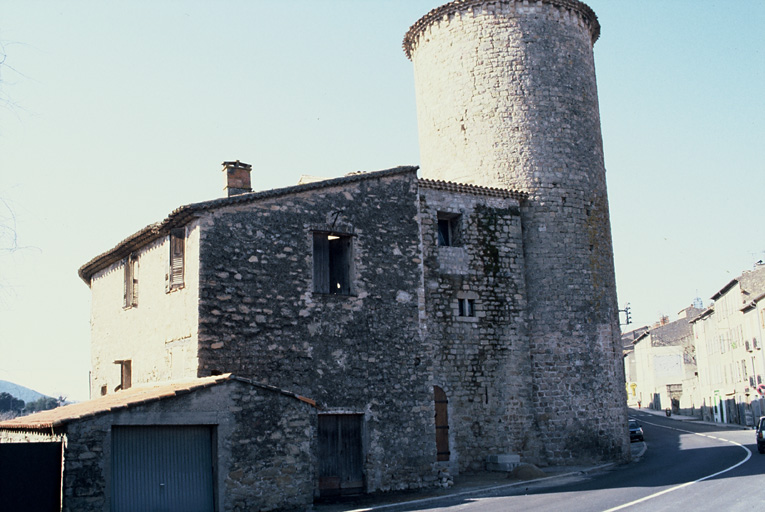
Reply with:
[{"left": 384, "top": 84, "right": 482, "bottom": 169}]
[{"left": 393, "top": 411, "right": 764, "bottom": 511}]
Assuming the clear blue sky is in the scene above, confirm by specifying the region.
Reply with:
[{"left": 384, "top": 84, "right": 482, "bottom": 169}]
[{"left": 1, "top": 1, "right": 763, "bottom": 402}]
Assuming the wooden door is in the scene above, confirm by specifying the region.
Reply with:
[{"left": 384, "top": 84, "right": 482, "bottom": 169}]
[
  {"left": 318, "top": 414, "right": 364, "bottom": 496},
  {"left": 434, "top": 386, "right": 450, "bottom": 462}
]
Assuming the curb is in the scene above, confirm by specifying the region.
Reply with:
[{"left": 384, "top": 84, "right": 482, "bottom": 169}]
[{"left": 333, "top": 464, "right": 618, "bottom": 512}]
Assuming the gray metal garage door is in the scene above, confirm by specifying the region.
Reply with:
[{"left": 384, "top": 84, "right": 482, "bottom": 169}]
[{"left": 112, "top": 425, "right": 214, "bottom": 512}]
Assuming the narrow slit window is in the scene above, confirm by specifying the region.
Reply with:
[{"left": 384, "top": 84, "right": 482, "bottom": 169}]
[{"left": 313, "top": 232, "right": 352, "bottom": 295}]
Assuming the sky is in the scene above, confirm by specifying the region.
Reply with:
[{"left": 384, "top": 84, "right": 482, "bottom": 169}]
[{"left": 1, "top": 1, "right": 763, "bottom": 402}]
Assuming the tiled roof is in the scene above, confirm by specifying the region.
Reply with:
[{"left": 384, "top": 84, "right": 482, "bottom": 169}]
[
  {"left": 77, "top": 165, "right": 529, "bottom": 285},
  {"left": 0, "top": 375, "right": 316, "bottom": 431},
  {"left": 419, "top": 178, "right": 527, "bottom": 200},
  {"left": 77, "top": 166, "right": 419, "bottom": 285}
]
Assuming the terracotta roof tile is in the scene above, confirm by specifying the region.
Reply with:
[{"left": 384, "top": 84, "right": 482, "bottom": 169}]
[{"left": 0, "top": 375, "right": 316, "bottom": 431}]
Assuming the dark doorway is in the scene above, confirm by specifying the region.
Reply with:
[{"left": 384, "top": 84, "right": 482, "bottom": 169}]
[
  {"left": 434, "top": 386, "right": 450, "bottom": 461},
  {"left": 0, "top": 441, "right": 62, "bottom": 511},
  {"left": 318, "top": 414, "right": 364, "bottom": 496}
]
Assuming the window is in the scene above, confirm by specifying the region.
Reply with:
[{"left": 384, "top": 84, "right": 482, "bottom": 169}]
[
  {"left": 434, "top": 386, "right": 450, "bottom": 462},
  {"left": 123, "top": 253, "right": 138, "bottom": 308},
  {"left": 458, "top": 298, "right": 475, "bottom": 317},
  {"left": 114, "top": 360, "right": 132, "bottom": 391},
  {"left": 455, "top": 291, "right": 479, "bottom": 320},
  {"left": 313, "top": 232, "right": 352, "bottom": 295},
  {"left": 167, "top": 228, "right": 185, "bottom": 292},
  {"left": 437, "top": 212, "right": 461, "bottom": 247}
]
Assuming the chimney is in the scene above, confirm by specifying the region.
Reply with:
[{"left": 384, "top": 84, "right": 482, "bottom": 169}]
[{"left": 222, "top": 160, "right": 252, "bottom": 197}]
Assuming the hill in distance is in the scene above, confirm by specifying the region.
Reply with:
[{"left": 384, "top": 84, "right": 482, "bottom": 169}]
[{"left": 0, "top": 380, "right": 53, "bottom": 404}]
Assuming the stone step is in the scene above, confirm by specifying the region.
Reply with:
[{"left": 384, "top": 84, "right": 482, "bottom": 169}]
[{"left": 486, "top": 453, "right": 521, "bottom": 472}]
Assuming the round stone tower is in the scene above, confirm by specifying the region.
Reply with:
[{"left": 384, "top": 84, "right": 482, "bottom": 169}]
[{"left": 405, "top": 0, "right": 629, "bottom": 464}]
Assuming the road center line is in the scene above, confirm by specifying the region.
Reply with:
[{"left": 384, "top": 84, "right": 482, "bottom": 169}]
[{"left": 602, "top": 421, "right": 751, "bottom": 512}]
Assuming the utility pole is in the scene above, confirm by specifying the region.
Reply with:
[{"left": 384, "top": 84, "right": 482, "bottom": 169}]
[{"left": 620, "top": 303, "right": 632, "bottom": 326}]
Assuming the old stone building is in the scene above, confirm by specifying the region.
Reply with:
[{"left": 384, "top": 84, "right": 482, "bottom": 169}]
[
  {"left": 630, "top": 307, "right": 702, "bottom": 413},
  {"left": 1, "top": 0, "right": 629, "bottom": 509}
]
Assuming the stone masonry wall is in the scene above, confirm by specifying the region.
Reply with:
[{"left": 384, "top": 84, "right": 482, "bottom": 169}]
[
  {"left": 196, "top": 170, "right": 437, "bottom": 492},
  {"left": 407, "top": 0, "right": 629, "bottom": 464},
  {"left": 420, "top": 185, "right": 538, "bottom": 470},
  {"left": 89, "top": 222, "right": 201, "bottom": 396},
  {"left": 0, "top": 381, "right": 316, "bottom": 512}
]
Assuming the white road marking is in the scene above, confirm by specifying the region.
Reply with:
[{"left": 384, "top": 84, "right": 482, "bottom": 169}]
[{"left": 602, "top": 420, "right": 751, "bottom": 511}]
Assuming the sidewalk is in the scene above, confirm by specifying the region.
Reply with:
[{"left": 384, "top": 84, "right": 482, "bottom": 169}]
[
  {"left": 314, "top": 442, "right": 645, "bottom": 512},
  {"left": 631, "top": 407, "right": 752, "bottom": 430}
]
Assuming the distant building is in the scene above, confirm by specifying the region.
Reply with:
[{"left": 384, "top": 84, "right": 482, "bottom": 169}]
[
  {"left": 631, "top": 307, "right": 702, "bottom": 413},
  {"left": 691, "top": 264, "right": 765, "bottom": 425},
  {"left": 622, "top": 326, "right": 649, "bottom": 406}
]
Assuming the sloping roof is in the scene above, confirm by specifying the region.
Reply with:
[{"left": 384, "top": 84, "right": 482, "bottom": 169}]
[
  {"left": 419, "top": 178, "right": 527, "bottom": 200},
  {"left": 0, "top": 375, "right": 316, "bottom": 431},
  {"left": 711, "top": 278, "right": 739, "bottom": 301},
  {"left": 78, "top": 166, "right": 418, "bottom": 285},
  {"left": 78, "top": 166, "right": 528, "bottom": 285}
]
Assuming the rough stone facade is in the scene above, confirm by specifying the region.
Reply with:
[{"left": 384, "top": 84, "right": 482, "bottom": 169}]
[
  {"left": 195, "top": 169, "right": 436, "bottom": 491},
  {"left": 0, "top": 378, "right": 317, "bottom": 512},
  {"left": 405, "top": 0, "right": 628, "bottom": 463}
]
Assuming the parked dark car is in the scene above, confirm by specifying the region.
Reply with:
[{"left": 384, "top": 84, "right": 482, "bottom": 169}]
[
  {"left": 756, "top": 416, "right": 765, "bottom": 454},
  {"left": 629, "top": 419, "right": 644, "bottom": 442}
]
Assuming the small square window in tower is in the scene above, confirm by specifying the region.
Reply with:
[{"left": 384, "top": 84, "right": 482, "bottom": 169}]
[
  {"left": 437, "top": 212, "right": 461, "bottom": 247},
  {"left": 313, "top": 232, "right": 352, "bottom": 295},
  {"left": 458, "top": 298, "right": 475, "bottom": 317},
  {"left": 167, "top": 228, "right": 185, "bottom": 292}
]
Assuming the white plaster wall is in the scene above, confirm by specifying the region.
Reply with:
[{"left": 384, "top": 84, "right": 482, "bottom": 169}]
[{"left": 89, "top": 220, "right": 201, "bottom": 396}]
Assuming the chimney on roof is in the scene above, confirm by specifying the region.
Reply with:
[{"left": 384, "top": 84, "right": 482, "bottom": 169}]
[{"left": 222, "top": 161, "right": 252, "bottom": 197}]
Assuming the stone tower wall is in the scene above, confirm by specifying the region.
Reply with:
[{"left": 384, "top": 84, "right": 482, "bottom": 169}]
[
  {"left": 419, "top": 183, "right": 539, "bottom": 471},
  {"left": 406, "top": 0, "right": 629, "bottom": 464}
]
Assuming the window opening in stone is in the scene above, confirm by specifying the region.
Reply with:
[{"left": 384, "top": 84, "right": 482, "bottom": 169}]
[
  {"left": 458, "top": 298, "right": 475, "bottom": 317},
  {"left": 167, "top": 228, "right": 185, "bottom": 292},
  {"left": 313, "top": 232, "right": 352, "bottom": 295},
  {"left": 437, "top": 212, "right": 461, "bottom": 247},
  {"left": 123, "top": 253, "right": 138, "bottom": 309}
]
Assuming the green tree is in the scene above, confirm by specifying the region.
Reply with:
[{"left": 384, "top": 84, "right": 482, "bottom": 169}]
[
  {"left": 24, "top": 396, "right": 59, "bottom": 413},
  {"left": 0, "top": 391, "right": 24, "bottom": 412}
]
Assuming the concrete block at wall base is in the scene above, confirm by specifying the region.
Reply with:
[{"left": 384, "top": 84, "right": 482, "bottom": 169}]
[{"left": 486, "top": 453, "right": 521, "bottom": 472}]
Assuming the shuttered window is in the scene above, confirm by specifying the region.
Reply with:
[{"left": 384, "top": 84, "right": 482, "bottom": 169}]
[
  {"left": 313, "top": 232, "right": 352, "bottom": 295},
  {"left": 114, "top": 360, "right": 132, "bottom": 391},
  {"left": 123, "top": 253, "right": 138, "bottom": 308},
  {"left": 167, "top": 228, "right": 185, "bottom": 292}
]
